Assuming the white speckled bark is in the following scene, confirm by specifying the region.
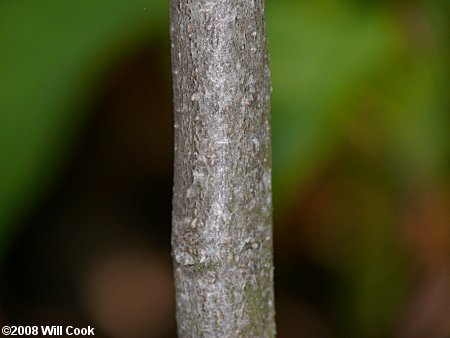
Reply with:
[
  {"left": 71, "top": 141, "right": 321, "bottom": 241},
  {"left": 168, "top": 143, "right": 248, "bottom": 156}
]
[{"left": 169, "top": 0, "right": 275, "bottom": 336}]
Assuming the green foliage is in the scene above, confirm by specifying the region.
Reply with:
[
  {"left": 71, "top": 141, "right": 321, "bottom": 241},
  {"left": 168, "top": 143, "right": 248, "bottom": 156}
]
[
  {"left": 0, "top": 0, "right": 167, "bottom": 255},
  {"left": 266, "top": 1, "right": 447, "bottom": 336},
  {"left": 268, "top": 0, "right": 448, "bottom": 206}
]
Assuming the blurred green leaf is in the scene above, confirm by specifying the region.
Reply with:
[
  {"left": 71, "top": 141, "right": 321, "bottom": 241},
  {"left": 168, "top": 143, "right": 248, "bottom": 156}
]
[
  {"left": 268, "top": 1, "right": 397, "bottom": 208},
  {"left": 0, "top": 0, "right": 167, "bottom": 257},
  {"left": 267, "top": 0, "right": 448, "bottom": 210},
  {"left": 267, "top": 1, "right": 448, "bottom": 336}
]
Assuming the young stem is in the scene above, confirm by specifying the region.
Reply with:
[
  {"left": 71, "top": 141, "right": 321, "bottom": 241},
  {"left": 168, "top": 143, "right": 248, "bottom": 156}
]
[{"left": 170, "top": 0, "right": 275, "bottom": 336}]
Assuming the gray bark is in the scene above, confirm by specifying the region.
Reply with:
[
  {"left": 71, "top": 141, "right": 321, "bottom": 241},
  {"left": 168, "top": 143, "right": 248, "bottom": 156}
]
[{"left": 169, "top": 0, "right": 275, "bottom": 336}]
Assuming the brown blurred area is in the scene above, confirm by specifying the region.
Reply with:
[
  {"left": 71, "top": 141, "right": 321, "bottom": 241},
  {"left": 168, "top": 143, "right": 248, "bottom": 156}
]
[{"left": 1, "top": 43, "right": 177, "bottom": 338}]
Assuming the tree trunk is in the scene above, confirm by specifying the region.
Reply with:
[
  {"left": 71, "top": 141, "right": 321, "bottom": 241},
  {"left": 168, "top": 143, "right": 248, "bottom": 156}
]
[{"left": 169, "top": 0, "right": 275, "bottom": 336}]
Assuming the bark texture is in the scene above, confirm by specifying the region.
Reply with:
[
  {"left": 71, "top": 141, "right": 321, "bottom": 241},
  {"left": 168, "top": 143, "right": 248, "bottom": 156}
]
[{"left": 170, "top": 0, "right": 275, "bottom": 336}]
